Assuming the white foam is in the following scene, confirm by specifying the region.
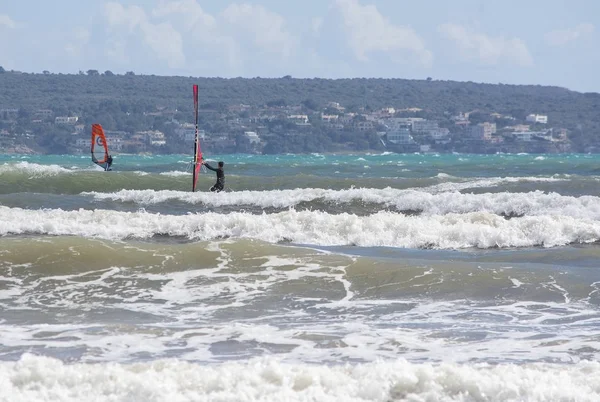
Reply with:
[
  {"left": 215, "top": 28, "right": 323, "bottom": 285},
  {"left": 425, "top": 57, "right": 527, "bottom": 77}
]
[
  {"left": 0, "top": 162, "right": 71, "bottom": 177},
  {"left": 1, "top": 354, "right": 599, "bottom": 402},
  {"left": 84, "top": 188, "right": 600, "bottom": 220},
  {"left": 427, "top": 176, "right": 564, "bottom": 192},
  {"left": 510, "top": 278, "right": 524, "bottom": 288},
  {"left": 1, "top": 207, "right": 599, "bottom": 249},
  {"left": 160, "top": 171, "right": 190, "bottom": 177}
]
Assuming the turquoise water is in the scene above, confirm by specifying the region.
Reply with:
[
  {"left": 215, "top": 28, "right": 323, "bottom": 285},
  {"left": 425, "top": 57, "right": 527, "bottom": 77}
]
[{"left": 4, "top": 152, "right": 600, "bottom": 178}]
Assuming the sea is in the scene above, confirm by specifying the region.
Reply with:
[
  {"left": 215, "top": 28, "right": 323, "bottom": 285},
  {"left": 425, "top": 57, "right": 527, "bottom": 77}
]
[{"left": 1, "top": 152, "right": 600, "bottom": 401}]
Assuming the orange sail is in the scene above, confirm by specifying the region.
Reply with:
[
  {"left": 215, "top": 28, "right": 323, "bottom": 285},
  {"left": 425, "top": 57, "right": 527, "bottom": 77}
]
[{"left": 91, "top": 124, "right": 109, "bottom": 165}]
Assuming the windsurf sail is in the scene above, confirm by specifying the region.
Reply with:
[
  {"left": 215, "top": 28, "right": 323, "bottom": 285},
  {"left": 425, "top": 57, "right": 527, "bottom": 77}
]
[
  {"left": 192, "top": 84, "right": 203, "bottom": 192},
  {"left": 91, "top": 124, "right": 110, "bottom": 169}
]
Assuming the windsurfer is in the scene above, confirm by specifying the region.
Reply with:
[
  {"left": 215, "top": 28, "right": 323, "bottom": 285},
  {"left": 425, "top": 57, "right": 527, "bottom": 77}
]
[
  {"left": 203, "top": 161, "right": 224, "bottom": 192},
  {"left": 105, "top": 155, "right": 113, "bottom": 171}
]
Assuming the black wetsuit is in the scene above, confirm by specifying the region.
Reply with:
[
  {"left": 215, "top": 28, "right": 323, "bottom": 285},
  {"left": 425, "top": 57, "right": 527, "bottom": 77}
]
[
  {"left": 204, "top": 163, "right": 224, "bottom": 192},
  {"left": 92, "top": 154, "right": 112, "bottom": 171}
]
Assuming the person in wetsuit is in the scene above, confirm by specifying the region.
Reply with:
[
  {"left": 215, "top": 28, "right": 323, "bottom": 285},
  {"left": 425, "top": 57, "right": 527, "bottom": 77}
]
[
  {"left": 92, "top": 154, "right": 113, "bottom": 171},
  {"left": 203, "top": 161, "right": 224, "bottom": 192}
]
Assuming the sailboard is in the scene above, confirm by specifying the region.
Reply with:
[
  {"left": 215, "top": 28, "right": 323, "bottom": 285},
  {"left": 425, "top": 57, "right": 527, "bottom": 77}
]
[
  {"left": 192, "top": 84, "right": 203, "bottom": 191},
  {"left": 91, "top": 124, "right": 110, "bottom": 170}
]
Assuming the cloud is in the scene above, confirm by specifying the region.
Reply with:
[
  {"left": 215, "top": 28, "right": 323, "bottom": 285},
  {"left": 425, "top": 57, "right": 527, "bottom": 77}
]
[
  {"left": 105, "top": 39, "right": 128, "bottom": 65},
  {"left": 0, "top": 15, "right": 16, "bottom": 29},
  {"left": 333, "top": 0, "right": 433, "bottom": 68},
  {"left": 104, "top": 3, "right": 146, "bottom": 32},
  {"left": 222, "top": 3, "right": 296, "bottom": 58},
  {"left": 545, "top": 23, "right": 594, "bottom": 46},
  {"left": 64, "top": 27, "right": 90, "bottom": 58},
  {"left": 101, "top": 1, "right": 296, "bottom": 75},
  {"left": 438, "top": 23, "right": 533, "bottom": 67},
  {"left": 312, "top": 17, "right": 323, "bottom": 36},
  {"left": 0, "top": 14, "right": 16, "bottom": 29},
  {"left": 152, "top": 0, "right": 217, "bottom": 32},
  {"left": 103, "top": 2, "right": 185, "bottom": 68},
  {"left": 149, "top": 0, "right": 240, "bottom": 73}
]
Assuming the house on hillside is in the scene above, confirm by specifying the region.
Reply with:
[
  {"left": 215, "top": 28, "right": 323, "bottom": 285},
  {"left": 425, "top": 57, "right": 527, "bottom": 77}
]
[
  {"left": 526, "top": 114, "right": 548, "bottom": 124},
  {"left": 55, "top": 116, "right": 79, "bottom": 125}
]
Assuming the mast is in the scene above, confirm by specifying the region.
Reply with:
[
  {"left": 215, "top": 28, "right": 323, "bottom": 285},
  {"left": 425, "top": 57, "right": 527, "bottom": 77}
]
[{"left": 192, "top": 84, "right": 199, "bottom": 192}]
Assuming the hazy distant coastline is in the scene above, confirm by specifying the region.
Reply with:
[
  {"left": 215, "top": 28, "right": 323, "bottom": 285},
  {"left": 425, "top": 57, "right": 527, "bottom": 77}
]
[{"left": 1, "top": 70, "right": 598, "bottom": 155}]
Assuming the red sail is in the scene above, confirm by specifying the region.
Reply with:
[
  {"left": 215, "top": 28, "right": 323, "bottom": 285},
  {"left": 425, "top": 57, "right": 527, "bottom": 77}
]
[
  {"left": 192, "top": 84, "right": 203, "bottom": 192},
  {"left": 91, "top": 124, "right": 109, "bottom": 164}
]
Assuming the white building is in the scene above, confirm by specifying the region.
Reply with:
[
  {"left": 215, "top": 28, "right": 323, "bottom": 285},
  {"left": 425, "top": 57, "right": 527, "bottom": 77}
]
[
  {"left": 376, "top": 107, "right": 395, "bottom": 117},
  {"left": 244, "top": 131, "right": 261, "bottom": 144},
  {"left": 327, "top": 102, "right": 345, "bottom": 112},
  {"left": 148, "top": 131, "right": 166, "bottom": 146},
  {"left": 531, "top": 130, "right": 553, "bottom": 141},
  {"left": 430, "top": 128, "right": 450, "bottom": 142},
  {"left": 35, "top": 109, "right": 53, "bottom": 119},
  {"left": 451, "top": 112, "right": 469, "bottom": 122},
  {"left": 512, "top": 131, "right": 533, "bottom": 141},
  {"left": 470, "top": 122, "right": 497, "bottom": 140},
  {"left": 355, "top": 121, "right": 375, "bottom": 132},
  {"left": 526, "top": 114, "right": 548, "bottom": 124},
  {"left": 176, "top": 123, "right": 204, "bottom": 142},
  {"left": 76, "top": 134, "right": 123, "bottom": 151},
  {"left": 0, "top": 108, "right": 19, "bottom": 120},
  {"left": 338, "top": 114, "right": 356, "bottom": 124},
  {"left": 75, "top": 138, "right": 92, "bottom": 148},
  {"left": 412, "top": 120, "right": 439, "bottom": 133},
  {"left": 288, "top": 114, "right": 309, "bottom": 124},
  {"left": 55, "top": 116, "right": 79, "bottom": 124},
  {"left": 386, "top": 117, "right": 424, "bottom": 130},
  {"left": 135, "top": 130, "right": 166, "bottom": 146},
  {"left": 504, "top": 124, "right": 530, "bottom": 132},
  {"left": 555, "top": 128, "right": 568, "bottom": 141},
  {"left": 321, "top": 114, "right": 339, "bottom": 123},
  {"left": 107, "top": 136, "right": 123, "bottom": 151},
  {"left": 386, "top": 127, "right": 414, "bottom": 144}
]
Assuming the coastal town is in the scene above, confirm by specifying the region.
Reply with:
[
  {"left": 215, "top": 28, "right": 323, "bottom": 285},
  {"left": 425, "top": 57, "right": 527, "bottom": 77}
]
[{"left": 0, "top": 101, "right": 570, "bottom": 155}]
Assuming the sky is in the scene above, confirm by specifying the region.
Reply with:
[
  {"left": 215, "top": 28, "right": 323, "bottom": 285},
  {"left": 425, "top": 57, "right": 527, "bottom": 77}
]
[{"left": 0, "top": 0, "right": 599, "bottom": 92}]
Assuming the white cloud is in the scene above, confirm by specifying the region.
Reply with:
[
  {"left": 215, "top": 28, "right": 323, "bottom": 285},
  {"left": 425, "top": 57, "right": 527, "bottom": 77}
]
[
  {"left": 150, "top": 0, "right": 240, "bottom": 73},
  {"left": 0, "top": 14, "right": 16, "bottom": 29},
  {"left": 545, "top": 23, "right": 594, "bottom": 46},
  {"left": 64, "top": 27, "right": 90, "bottom": 58},
  {"left": 103, "top": 2, "right": 185, "bottom": 68},
  {"left": 153, "top": 0, "right": 217, "bottom": 32},
  {"left": 333, "top": 0, "right": 433, "bottom": 68},
  {"left": 105, "top": 39, "right": 129, "bottom": 64},
  {"left": 311, "top": 17, "right": 323, "bottom": 36},
  {"left": 222, "top": 3, "right": 296, "bottom": 58},
  {"left": 104, "top": 3, "right": 146, "bottom": 32},
  {"left": 141, "top": 22, "right": 185, "bottom": 67},
  {"left": 438, "top": 23, "right": 533, "bottom": 67}
]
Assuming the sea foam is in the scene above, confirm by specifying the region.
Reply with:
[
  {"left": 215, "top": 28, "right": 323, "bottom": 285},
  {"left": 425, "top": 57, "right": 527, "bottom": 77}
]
[
  {"left": 1, "top": 354, "right": 599, "bottom": 402},
  {"left": 83, "top": 188, "right": 600, "bottom": 220},
  {"left": 1, "top": 206, "right": 599, "bottom": 249}
]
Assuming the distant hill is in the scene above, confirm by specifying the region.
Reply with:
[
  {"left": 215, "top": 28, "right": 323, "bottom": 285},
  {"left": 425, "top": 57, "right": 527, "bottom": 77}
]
[{"left": 1, "top": 71, "right": 600, "bottom": 150}]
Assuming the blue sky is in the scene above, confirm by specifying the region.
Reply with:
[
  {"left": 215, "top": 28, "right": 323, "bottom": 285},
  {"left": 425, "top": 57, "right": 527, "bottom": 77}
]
[{"left": 1, "top": 0, "right": 598, "bottom": 92}]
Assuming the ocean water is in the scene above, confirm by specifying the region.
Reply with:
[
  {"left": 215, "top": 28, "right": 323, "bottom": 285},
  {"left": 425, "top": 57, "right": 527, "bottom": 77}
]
[{"left": 1, "top": 152, "right": 600, "bottom": 401}]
